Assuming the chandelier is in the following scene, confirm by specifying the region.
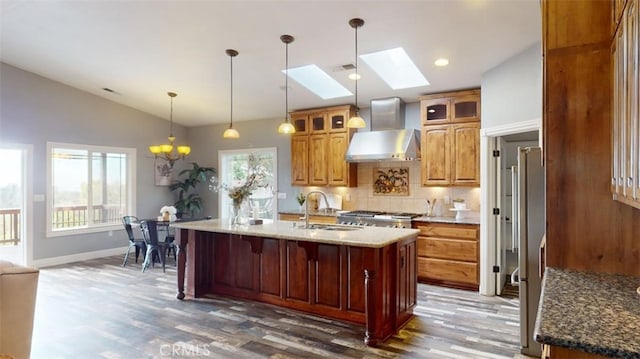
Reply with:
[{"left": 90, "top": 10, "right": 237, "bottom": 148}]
[{"left": 148, "top": 92, "right": 191, "bottom": 167}]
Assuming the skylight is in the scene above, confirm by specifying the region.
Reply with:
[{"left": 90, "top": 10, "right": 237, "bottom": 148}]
[
  {"left": 360, "top": 47, "right": 429, "bottom": 89},
  {"left": 284, "top": 65, "right": 353, "bottom": 99}
]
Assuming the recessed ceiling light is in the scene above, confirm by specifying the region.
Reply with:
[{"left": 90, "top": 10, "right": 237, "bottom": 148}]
[
  {"left": 434, "top": 58, "right": 449, "bottom": 67},
  {"left": 348, "top": 73, "right": 361, "bottom": 80},
  {"left": 284, "top": 64, "right": 352, "bottom": 99},
  {"left": 360, "top": 47, "right": 429, "bottom": 89}
]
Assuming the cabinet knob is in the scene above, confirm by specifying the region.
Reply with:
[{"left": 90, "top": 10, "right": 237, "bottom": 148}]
[
  {"left": 628, "top": 177, "right": 633, "bottom": 187},
  {"left": 619, "top": 177, "right": 624, "bottom": 186}
]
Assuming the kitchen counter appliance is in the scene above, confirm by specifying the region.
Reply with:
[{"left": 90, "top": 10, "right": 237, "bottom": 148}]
[{"left": 337, "top": 210, "right": 419, "bottom": 228}]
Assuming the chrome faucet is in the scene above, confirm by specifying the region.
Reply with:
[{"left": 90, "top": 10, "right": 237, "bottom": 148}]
[{"left": 304, "top": 190, "right": 330, "bottom": 229}]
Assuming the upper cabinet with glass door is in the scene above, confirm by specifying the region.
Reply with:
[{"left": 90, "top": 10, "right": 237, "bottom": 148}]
[{"left": 419, "top": 89, "right": 481, "bottom": 125}]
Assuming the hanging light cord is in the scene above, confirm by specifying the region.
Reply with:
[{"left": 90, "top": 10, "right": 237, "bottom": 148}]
[
  {"left": 354, "top": 22, "right": 359, "bottom": 114},
  {"left": 169, "top": 95, "right": 174, "bottom": 139},
  {"left": 230, "top": 52, "right": 234, "bottom": 128},
  {"left": 285, "top": 40, "right": 289, "bottom": 122}
]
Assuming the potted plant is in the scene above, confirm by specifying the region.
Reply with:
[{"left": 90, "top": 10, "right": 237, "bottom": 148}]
[
  {"left": 296, "top": 192, "right": 306, "bottom": 212},
  {"left": 169, "top": 163, "right": 216, "bottom": 218}
]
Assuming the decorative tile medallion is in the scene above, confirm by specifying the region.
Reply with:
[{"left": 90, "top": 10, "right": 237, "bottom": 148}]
[{"left": 373, "top": 167, "right": 409, "bottom": 196}]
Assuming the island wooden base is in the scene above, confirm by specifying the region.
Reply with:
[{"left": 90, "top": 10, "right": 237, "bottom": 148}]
[{"left": 175, "top": 228, "right": 417, "bottom": 346}]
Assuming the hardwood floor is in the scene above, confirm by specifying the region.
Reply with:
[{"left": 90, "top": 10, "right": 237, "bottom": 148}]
[{"left": 31, "top": 256, "right": 525, "bottom": 358}]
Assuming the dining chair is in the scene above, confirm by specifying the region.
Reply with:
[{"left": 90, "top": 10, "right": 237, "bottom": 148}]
[
  {"left": 121, "top": 216, "right": 146, "bottom": 267},
  {"left": 139, "top": 220, "right": 177, "bottom": 273}
]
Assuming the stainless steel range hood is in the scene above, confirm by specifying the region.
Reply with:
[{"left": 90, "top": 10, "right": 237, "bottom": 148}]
[{"left": 345, "top": 97, "right": 421, "bottom": 162}]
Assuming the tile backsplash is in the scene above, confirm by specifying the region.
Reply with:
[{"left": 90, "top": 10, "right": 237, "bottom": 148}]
[{"left": 297, "top": 161, "right": 480, "bottom": 218}]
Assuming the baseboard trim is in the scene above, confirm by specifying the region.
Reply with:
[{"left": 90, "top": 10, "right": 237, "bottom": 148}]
[{"left": 32, "top": 247, "right": 128, "bottom": 268}]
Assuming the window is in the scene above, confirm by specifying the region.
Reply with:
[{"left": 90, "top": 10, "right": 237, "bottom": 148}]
[
  {"left": 218, "top": 147, "right": 277, "bottom": 220},
  {"left": 46, "top": 142, "right": 136, "bottom": 237}
]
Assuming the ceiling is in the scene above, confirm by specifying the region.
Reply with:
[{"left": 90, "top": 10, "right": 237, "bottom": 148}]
[{"left": 0, "top": 0, "right": 541, "bottom": 128}]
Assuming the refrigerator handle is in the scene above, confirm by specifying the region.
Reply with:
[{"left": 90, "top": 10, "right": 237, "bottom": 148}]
[{"left": 511, "top": 165, "right": 519, "bottom": 252}]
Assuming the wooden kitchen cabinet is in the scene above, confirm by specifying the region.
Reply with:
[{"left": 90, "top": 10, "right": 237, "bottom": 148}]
[
  {"left": 421, "top": 122, "right": 480, "bottom": 186},
  {"left": 419, "top": 89, "right": 480, "bottom": 125},
  {"left": 290, "top": 104, "right": 357, "bottom": 187},
  {"left": 309, "top": 134, "right": 328, "bottom": 185},
  {"left": 413, "top": 221, "right": 479, "bottom": 290},
  {"left": 420, "top": 90, "right": 480, "bottom": 187},
  {"left": 612, "top": 0, "right": 640, "bottom": 209}
]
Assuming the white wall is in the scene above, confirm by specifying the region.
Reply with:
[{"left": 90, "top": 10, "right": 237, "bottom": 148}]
[
  {"left": 481, "top": 43, "right": 542, "bottom": 129},
  {"left": 0, "top": 62, "right": 179, "bottom": 262}
]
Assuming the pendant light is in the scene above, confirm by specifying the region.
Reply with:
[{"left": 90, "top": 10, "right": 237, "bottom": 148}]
[
  {"left": 277, "top": 34, "right": 296, "bottom": 134},
  {"left": 347, "top": 18, "right": 366, "bottom": 129},
  {"left": 149, "top": 92, "right": 191, "bottom": 167},
  {"left": 223, "top": 49, "right": 240, "bottom": 139}
]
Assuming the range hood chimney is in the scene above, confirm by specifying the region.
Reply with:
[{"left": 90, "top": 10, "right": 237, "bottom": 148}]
[{"left": 345, "top": 97, "right": 421, "bottom": 162}]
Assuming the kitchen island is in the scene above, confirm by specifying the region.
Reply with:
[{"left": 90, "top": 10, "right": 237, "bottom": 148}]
[{"left": 172, "top": 219, "right": 419, "bottom": 346}]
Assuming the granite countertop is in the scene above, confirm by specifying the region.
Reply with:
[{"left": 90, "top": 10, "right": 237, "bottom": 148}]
[
  {"left": 172, "top": 219, "right": 419, "bottom": 248},
  {"left": 534, "top": 267, "right": 640, "bottom": 358}
]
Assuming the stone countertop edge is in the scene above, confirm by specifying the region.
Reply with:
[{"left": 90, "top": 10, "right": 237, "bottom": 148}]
[
  {"left": 534, "top": 267, "right": 640, "bottom": 358},
  {"left": 172, "top": 219, "right": 419, "bottom": 248}
]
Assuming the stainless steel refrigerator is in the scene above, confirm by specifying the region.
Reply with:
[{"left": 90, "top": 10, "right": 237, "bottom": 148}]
[{"left": 514, "top": 147, "right": 545, "bottom": 357}]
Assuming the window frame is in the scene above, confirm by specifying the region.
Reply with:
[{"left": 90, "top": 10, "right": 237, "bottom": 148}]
[
  {"left": 46, "top": 142, "right": 136, "bottom": 237},
  {"left": 217, "top": 147, "right": 278, "bottom": 220}
]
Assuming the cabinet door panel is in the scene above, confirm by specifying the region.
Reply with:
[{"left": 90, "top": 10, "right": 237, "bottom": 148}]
[
  {"left": 346, "top": 247, "right": 367, "bottom": 313},
  {"left": 421, "top": 237, "right": 478, "bottom": 262},
  {"left": 314, "top": 244, "right": 341, "bottom": 308},
  {"left": 422, "top": 125, "right": 451, "bottom": 185},
  {"left": 309, "top": 135, "right": 328, "bottom": 185},
  {"left": 415, "top": 223, "right": 478, "bottom": 239},
  {"left": 421, "top": 98, "right": 450, "bottom": 125},
  {"left": 214, "top": 234, "right": 233, "bottom": 286},
  {"left": 452, "top": 95, "right": 480, "bottom": 123},
  {"left": 328, "top": 133, "right": 348, "bottom": 185},
  {"left": 291, "top": 136, "right": 309, "bottom": 185},
  {"left": 259, "top": 238, "right": 282, "bottom": 296},
  {"left": 233, "top": 237, "right": 255, "bottom": 290},
  {"left": 285, "top": 241, "right": 309, "bottom": 302},
  {"left": 418, "top": 257, "right": 478, "bottom": 285},
  {"left": 452, "top": 123, "right": 480, "bottom": 185},
  {"left": 310, "top": 112, "right": 327, "bottom": 133}
]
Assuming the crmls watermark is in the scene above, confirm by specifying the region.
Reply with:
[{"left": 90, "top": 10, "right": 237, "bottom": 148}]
[{"left": 159, "top": 343, "right": 211, "bottom": 357}]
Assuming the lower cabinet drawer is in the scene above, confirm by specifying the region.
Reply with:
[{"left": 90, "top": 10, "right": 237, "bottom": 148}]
[
  {"left": 418, "top": 257, "right": 478, "bottom": 285},
  {"left": 418, "top": 237, "right": 477, "bottom": 262}
]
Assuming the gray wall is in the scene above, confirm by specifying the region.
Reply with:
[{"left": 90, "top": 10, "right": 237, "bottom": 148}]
[
  {"left": 481, "top": 43, "right": 542, "bottom": 128},
  {"left": 0, "top": 62, "right": 180, "bottom": 260}
]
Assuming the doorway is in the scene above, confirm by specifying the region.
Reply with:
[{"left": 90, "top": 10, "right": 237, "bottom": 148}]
[
  {"left": 479, "top": 119, "right": 540, "bottom": 297},
  {"left": 0, "top": 144, "right": 32, "bottom": 265},
  {"left": 496, "top": 132, "right": 539, "bottom": 295}
]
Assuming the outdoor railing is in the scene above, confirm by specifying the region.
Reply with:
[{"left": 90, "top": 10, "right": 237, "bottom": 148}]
[
  {"left": 0, "top": 208, "right": 20, "bottom": 246},
  {"left": 0, "top": 205, "right": 123, "bottom": 245},
  {"left": 52, "top": 205, "right": 123, "bottom": 229}
]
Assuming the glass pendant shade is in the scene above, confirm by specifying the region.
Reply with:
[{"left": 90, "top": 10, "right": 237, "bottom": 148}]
[
  {"left": 223, "top": 127, "right": 240, "bottom": 139},
  {"left": 278, "top": 121, "right": 296, "bottom": 134},
  {"left": 347, "top": 114, "right": 366, "bottom": 128}
]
